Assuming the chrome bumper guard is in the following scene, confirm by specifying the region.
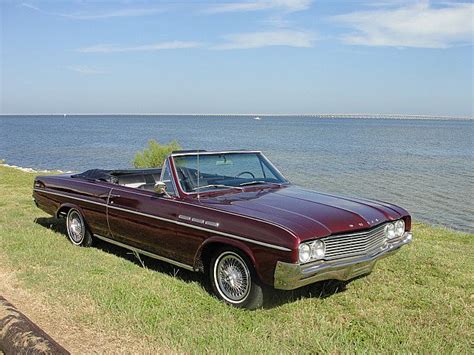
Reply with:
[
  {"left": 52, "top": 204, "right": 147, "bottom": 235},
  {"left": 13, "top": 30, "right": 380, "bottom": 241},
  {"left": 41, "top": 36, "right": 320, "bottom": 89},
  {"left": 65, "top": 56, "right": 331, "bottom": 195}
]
[{"left": 274, "top": 232, "right": 413, "bottom": 290}]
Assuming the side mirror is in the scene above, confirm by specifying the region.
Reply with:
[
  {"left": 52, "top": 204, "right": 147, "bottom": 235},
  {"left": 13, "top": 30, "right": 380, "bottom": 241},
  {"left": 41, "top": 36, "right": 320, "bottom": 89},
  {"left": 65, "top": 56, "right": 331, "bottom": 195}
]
[{"left": 154, "top": 181, "right": 167, "bottom": 195}]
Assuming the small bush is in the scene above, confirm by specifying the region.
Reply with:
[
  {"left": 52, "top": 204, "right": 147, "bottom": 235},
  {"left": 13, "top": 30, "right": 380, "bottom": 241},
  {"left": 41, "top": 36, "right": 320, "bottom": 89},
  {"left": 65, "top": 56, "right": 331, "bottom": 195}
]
[{"left": 132, "top": 139, "right": 181, "bottom": 168}]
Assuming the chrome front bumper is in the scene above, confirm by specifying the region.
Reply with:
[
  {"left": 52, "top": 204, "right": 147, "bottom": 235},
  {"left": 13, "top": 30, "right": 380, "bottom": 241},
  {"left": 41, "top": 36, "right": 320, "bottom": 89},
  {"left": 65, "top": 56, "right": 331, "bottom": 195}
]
[{"left": 274, "top": 232, "right": 413, "bottom": 290}]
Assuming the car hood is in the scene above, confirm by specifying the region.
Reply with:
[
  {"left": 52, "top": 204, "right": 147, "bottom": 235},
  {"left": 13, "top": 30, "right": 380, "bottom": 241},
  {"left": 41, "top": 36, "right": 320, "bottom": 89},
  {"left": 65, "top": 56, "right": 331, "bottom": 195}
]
[{"left": 195, "top": 185, "right": 408, "bottom": 241}]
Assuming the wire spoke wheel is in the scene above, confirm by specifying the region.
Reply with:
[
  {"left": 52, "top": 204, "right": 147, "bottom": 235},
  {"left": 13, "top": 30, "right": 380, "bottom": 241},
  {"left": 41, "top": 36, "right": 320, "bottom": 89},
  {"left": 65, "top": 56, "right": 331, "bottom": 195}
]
[
  {"left": 67, "top": 210, "right": 85, "bottom": 245},
  {"left": 214, "top": 252, "right": 251, "bottom": 303}
]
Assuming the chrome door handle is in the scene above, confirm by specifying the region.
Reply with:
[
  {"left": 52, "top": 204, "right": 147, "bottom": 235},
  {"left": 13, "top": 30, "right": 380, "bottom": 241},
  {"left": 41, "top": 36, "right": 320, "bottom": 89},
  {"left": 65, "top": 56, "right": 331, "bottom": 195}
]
[{"left": 99, "top": 193, "right": 120, "bottom": 198}]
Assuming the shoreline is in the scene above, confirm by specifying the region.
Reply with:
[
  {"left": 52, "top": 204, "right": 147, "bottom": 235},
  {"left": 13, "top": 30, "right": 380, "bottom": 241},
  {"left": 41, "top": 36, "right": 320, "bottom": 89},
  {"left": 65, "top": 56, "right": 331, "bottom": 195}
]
[{"left": 0, "top": 162, "right": 72, "bottom": 174}]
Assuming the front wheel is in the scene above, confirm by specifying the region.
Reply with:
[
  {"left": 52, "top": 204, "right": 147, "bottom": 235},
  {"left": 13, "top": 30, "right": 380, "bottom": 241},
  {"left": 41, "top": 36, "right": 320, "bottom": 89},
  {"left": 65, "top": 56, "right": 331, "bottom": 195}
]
[
  {"left": 66, "top": 208, "right": 93, "bottom": 247},
  {"left": 210, "top": 248, "right": 264, "bottom": 310}
]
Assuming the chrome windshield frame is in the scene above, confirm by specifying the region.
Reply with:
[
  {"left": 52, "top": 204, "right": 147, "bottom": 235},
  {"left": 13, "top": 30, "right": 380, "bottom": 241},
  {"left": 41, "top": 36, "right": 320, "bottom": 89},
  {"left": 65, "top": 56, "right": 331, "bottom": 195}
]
[
  {"left": 169, "top": 151, "right": 289, "bottom": 196},
  {"left": 159, "top": 158, "right": 179, "bottom": 197}
]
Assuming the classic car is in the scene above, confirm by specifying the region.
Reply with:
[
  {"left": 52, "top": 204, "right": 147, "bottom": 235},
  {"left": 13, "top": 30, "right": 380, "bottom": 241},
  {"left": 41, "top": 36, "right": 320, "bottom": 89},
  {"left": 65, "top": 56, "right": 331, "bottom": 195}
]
[{"left": 33, "top": 150, "right": 412, "bottom": 309}]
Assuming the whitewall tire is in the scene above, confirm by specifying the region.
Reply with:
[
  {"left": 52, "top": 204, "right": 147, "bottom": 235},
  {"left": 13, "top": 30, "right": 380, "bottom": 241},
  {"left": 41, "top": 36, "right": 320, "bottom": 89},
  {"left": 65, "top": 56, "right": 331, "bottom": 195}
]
[
  {"left": 66, "top": 209, "right": 93, "bottom": 247},
  {"left": 210, "top": 248, "right": 264, "bottom": 310}
]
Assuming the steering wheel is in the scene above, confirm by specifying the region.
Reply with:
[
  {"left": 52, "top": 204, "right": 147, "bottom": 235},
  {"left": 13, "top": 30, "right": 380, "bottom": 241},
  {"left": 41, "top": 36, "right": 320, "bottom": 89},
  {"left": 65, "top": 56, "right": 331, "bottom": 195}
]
[{"left": 235, "top": 171, "right": 255, "bottom": 178}]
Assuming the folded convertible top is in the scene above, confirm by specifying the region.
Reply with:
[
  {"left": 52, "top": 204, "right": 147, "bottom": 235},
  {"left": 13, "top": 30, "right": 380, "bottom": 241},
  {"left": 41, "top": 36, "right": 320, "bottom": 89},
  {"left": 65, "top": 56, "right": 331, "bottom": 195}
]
[
  {"left": 71, "top": 169, "right": 114, "bottom": 182},
  {"left": 72, "top": 168, "right": 162, "bottom": 183}
]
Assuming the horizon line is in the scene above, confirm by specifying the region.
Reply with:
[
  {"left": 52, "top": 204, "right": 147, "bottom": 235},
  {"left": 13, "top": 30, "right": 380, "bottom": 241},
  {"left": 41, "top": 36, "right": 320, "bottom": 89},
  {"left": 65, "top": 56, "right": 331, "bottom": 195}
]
[{"left": 0, "top": 113, "right": 472, "bottom": 119}]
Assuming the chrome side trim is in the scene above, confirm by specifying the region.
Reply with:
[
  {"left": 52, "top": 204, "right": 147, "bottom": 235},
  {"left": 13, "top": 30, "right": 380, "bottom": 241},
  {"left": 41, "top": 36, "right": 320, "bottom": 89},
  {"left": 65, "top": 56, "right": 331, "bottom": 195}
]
[
  {"left": 34, "top": 188, "right": 106, "bottom": 207},
  {"left": 34, "top": 188, "right": 292, "bottom": 252},
  {"left": 93, "top": 234, "right": 194, "bottom": 271}
]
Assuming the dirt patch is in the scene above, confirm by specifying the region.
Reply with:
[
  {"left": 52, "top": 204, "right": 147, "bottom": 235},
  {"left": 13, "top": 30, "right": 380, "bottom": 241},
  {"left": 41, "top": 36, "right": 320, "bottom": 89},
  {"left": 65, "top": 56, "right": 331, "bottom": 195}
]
[
  {"left": 0, "top": 296, "right": 69, "bottom": 354},
  {"left": 0, "top": 257, "right": 170, "bottom": 354}
]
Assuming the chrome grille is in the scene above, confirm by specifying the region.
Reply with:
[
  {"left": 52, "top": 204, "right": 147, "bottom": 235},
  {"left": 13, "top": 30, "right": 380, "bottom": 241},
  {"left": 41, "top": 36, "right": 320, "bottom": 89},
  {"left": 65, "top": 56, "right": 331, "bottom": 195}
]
[{"left": 323, "top": 223, "right": 387, "bottom": 261}]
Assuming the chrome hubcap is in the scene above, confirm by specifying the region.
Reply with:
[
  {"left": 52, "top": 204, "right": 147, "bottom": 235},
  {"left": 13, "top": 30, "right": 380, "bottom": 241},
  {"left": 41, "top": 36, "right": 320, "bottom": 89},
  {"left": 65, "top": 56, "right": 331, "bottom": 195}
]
[
  {"left": 215, "top": 253, "right": 250, "bottom": 302},
  {"left": 67, "top": 211, "right": 84, "bottom": 244}
]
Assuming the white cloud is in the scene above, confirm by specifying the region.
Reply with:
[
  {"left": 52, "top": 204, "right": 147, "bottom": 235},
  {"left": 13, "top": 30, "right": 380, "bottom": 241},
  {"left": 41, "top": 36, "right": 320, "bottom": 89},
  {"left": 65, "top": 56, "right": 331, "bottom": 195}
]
[
  {"left": 205, "top": 0, "right": 312, "bottom": 14},
  {"left": 213, "top": 30, "right": 316, "bottom": 49},
  {"left": 65, "top": 8, "right": 164, "bottom": 20},
  {"left": 21, "top": 3, "right": 40, "bottom": 11},
  {"left": 66, "top": 65, "right": 105, "bottom": 75},
  {"left": 77, "top": 41, "right": 202, "bottom": 53},
  {"left": 21, "top": 3, "right": 163, "bottom": 20},
  {"left": 333, "top": 1, "right": 474, "bottom": 48}
]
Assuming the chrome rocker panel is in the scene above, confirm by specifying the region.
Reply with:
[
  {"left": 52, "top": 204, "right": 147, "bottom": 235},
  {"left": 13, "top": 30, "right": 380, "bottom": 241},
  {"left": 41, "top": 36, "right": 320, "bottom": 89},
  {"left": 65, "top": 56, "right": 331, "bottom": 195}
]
[{"left": 274, "top": 232, "right": 413, "bottom": 290}]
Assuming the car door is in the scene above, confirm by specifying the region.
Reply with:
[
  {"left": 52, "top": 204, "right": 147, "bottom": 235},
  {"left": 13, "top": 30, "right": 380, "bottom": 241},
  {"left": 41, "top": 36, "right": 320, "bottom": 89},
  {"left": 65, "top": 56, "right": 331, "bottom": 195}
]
[{"left": 106, "top": 186, "right": 180, "bottom": 261}]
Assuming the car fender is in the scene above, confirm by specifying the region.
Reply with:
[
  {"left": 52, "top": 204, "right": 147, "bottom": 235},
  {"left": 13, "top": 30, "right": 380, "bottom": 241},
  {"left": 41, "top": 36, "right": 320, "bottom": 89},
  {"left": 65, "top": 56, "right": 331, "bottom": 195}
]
[
  {"left": 194, "top": 236, "right": 264, "bottom": 280},
  {"left": 56, "top": 202, "right": 83, "bottom": 219}
]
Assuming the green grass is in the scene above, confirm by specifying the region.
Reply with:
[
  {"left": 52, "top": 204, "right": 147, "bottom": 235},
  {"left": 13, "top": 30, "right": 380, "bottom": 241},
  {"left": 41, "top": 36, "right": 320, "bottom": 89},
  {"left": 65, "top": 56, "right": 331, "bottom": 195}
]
[{"left": 0, "top": 165, "right": 472, "bottom": 353}]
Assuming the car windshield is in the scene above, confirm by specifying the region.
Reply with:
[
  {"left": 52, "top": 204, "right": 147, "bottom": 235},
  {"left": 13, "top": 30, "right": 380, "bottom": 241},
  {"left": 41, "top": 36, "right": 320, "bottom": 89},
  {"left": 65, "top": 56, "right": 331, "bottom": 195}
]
[{"left": 172, "top": 152, "right": 288, "bottom": 193}]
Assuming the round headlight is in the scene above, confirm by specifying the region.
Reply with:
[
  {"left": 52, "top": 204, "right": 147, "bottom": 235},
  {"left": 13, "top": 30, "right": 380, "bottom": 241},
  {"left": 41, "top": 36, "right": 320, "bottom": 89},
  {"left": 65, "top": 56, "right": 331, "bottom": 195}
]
[
  {"left": 311, "top": 240, "right": 326, "bottom": 260},
  {"left": 384, "top": 223, "right": 396, "bottom": 239},
  {"left": 395, "top": 220, "right": 405, "bottom": 237},
  {"left": 298, "top": 244, "right": 311, "bottom": 263}
]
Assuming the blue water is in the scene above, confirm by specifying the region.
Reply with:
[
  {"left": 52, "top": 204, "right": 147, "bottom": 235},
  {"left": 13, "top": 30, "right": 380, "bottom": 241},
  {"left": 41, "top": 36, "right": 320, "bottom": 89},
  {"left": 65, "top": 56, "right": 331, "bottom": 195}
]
[{"left": 1, "top": 115, "right": 473, "bottom": 233}]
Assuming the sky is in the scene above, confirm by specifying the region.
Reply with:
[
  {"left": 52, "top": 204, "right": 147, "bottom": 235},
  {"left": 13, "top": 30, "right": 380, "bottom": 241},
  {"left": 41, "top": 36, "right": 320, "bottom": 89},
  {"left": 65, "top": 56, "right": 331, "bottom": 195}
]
[{"left": 1, "top": 0, "right": 473, "bottom": 116}]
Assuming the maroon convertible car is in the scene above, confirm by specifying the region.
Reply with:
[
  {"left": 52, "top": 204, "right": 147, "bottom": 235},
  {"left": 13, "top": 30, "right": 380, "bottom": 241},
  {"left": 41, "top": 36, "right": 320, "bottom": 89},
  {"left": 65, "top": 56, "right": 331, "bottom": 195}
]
[{"left": 33, "top": 150, "right": 412, "bottom": 309}]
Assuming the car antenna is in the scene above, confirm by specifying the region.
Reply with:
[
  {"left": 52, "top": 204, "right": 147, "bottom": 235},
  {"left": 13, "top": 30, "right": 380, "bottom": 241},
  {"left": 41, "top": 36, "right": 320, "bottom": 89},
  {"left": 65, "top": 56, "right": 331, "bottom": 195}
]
[{"left": 197, "top": 151, "right": 200, "bottom": 200}]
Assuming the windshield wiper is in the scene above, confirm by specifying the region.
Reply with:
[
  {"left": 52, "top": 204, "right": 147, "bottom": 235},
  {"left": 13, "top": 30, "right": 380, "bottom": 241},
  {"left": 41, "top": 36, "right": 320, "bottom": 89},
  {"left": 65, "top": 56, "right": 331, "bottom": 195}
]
[
  {"left": 239, "top": 180, "right": 282, "bottom": 187},
  {"left": 192, "top": 184, "right": 243, "bottom": 191}
]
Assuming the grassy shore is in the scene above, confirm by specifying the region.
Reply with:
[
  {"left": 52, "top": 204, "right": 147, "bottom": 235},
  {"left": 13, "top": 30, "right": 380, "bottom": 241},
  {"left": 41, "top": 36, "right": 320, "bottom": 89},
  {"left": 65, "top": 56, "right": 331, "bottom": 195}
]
[{"left": 0, "top": 165, "right": 472, "bottom": 353}]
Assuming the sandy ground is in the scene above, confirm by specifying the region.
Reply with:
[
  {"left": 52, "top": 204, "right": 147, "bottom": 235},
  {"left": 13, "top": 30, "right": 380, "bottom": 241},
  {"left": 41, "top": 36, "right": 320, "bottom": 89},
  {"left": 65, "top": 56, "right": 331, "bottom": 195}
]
[{"left": 0, "top": 256, "right": 168, "bottom": 354}]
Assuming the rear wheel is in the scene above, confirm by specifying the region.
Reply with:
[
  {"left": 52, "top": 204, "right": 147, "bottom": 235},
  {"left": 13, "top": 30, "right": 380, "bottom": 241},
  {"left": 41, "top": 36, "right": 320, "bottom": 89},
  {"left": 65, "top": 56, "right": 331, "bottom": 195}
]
[
  {"left": 66, "top": 209, "right": 93, "bottom": 247},
  {"left": 210, "top": 248, "right": 264, "bottom": 310}
]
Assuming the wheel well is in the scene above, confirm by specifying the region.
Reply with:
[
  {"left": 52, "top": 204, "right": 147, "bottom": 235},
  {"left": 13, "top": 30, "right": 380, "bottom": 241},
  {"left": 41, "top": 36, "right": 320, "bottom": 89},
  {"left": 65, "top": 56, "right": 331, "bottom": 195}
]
[
  {"left": 200, "top": 242, "right": 224, "bottom": 271},
  {"left": 56, "top": 205, "right": 72, "bottom": 219},
  {"left": 198, "top": 242, "right": 256, "bottom": 274}
]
